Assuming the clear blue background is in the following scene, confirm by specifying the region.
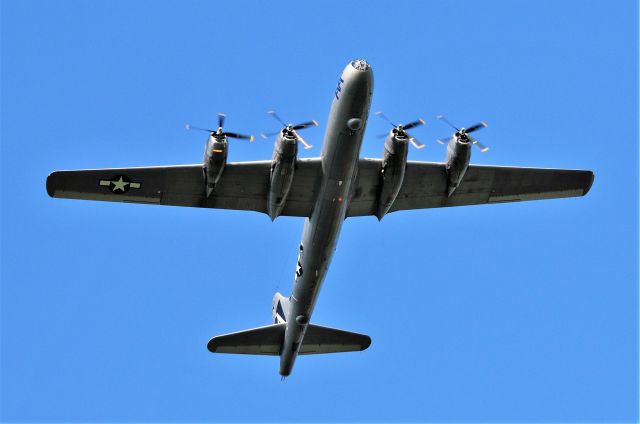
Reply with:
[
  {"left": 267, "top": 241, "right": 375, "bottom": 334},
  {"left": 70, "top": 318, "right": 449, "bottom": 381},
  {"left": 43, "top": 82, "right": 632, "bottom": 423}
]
[{"left": 1, "top": 0, "right": 637, "bottom": 422}]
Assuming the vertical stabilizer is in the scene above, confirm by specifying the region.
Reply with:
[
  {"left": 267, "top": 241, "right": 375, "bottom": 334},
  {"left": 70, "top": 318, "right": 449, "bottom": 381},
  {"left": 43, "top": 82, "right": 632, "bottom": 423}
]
[{"left": 272, "top": 292, "right": 290, "bottom": 324}]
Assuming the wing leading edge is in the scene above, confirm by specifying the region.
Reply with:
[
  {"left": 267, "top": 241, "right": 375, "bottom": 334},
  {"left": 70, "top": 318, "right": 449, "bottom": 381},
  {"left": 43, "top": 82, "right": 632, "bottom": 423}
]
[{"left": 347, "top": 159, "right": 594, "bottom": 217}]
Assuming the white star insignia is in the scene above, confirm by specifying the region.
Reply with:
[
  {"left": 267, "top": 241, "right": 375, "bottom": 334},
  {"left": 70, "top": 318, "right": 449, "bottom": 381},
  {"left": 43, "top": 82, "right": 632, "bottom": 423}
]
[
  {"left": 111, "top": 176, "right": 129, "bottom": 192},
  {"left": 99, "top": 176, "right": 142, "bottom": 194}
]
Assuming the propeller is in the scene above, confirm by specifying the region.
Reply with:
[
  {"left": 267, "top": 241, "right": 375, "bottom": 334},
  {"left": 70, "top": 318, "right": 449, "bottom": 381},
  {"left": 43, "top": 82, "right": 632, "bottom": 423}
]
[
  {"left": 185, "top": 112, "right": 254, "bottom": 141},
  {"left": 375, "top": 111, "right": 426, "bottom": 149},
  {"left": 260, "top": 110, "right": 318, "bottom": 150},
  {"left": 436, "top": 115, "right": 489, "bottom": 152}
]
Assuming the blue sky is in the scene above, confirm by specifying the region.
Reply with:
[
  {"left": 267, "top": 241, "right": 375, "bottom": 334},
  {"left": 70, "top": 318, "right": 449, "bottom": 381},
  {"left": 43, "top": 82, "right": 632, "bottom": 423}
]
[{"left": 1, "top": 0, "right": 637, "bottom": 422}]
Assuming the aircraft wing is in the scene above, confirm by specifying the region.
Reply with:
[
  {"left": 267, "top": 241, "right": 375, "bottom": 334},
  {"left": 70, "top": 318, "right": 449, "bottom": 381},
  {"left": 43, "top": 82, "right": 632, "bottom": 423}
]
[
  {"left": 46, "top": 159, "right": 323, "bottom": 217},
  {"left": 347, "top": 159, "right": 594, "bottom": 217}
]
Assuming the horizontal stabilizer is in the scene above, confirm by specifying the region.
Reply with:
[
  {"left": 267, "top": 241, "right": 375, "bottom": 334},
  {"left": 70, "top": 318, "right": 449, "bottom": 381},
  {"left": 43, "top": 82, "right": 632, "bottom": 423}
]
[
  {"left": 208, "top": 324, "right": 285, "bottom": 356},
  {"left": 299, "top": 324, "right": 371, "bottom": 355},
  {"left": 207, "top": 323, "right": 370, "bottom": 356}
]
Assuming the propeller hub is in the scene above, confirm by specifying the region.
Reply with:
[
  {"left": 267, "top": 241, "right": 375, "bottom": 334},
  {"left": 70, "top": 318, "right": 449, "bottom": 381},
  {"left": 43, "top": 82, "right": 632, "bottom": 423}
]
[
  {"left": 395, "top": 128, "right": 408, "bottom": 139},
  {"left": 455, "top": 131, "right": 468, "bottom": 140}
]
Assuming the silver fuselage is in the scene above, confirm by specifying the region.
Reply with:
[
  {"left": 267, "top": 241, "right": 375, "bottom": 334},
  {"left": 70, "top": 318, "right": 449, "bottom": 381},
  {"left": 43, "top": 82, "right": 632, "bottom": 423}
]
[{"left": 279, "top": 61, "right": 373, "bottom": 376}]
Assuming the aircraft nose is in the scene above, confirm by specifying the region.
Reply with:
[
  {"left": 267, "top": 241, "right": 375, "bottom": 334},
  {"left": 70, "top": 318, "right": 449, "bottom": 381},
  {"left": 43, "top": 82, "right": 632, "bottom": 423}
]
[
  {"left": 341, "top": 59, "right": 373, "bottom": 92},
  {"left": 332, "top": 59, "right": 374, "bottom": 109},
  {"left": 350, "top": 59, "right": 371, "bottom": 72}
]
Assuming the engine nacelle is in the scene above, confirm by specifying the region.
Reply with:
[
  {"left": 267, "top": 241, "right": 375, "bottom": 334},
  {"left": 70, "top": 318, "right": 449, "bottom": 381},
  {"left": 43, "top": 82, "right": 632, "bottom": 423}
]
[
  {"left": 377, "top": 132, "right": 409, "bottom": 220},
  {"left": 268, "top": 132, "right": 298, "bottom": 220},
  {"left": 444, "top": 134, "right": 472, "bottom": 197},
  {"left": 203, "top": 135, "right": 228, "bottom": 198}
]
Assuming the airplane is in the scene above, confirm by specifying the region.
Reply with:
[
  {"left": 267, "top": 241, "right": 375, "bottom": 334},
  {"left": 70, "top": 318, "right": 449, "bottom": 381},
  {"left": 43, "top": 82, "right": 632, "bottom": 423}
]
[{"left": 46, "top": 59, "right": 594, "bottom": 377}]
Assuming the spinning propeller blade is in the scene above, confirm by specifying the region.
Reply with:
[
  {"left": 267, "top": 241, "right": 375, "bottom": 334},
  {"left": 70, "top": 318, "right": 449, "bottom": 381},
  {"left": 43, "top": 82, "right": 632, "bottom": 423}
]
[
  {"left": 436, "top": 115, "right": 489, "bottom": 151},
  {"left": 217, "top": 113, "right": 226, "bottom": 129},
  {"left": 470, "top": 136, "right": 489, "bottom": 152},
  {"left": 375, "top": 112, "right": 426, "bottom": 148},
  {"left": 260, "top": 130, "right": 282, "bottom": 139},
  {"left": 266, "top": 110, "right": 287, "bottom": 127},
  {"left": 223, "top": 132, "right": 254, "bottom": 141},
  {"left": 436, "top": 115, "right": 459, "bottom": 131},
  {"left": 187, "top": 113, "right": 253, "bottom": 141},
  {"left": 262, "top": 110, "right": 318, "bottom": 149},
  {"left": 296, "top": 134, "right": 313, "bottom": 150},
  {"left": 403, "top": 118, "right": 426, "bottom": 130},
  {"left": 375, "top": 111, "right": 397, "bottom": 127},
  {"left": 466, "top": 121, "right": 488, "bottom": 133},
  {"left": 185, "top": 123, "right": 215, "bottom": 133},
  {"left": 292, "top": 120, "right": 318, "bottom": 131},
  {"left": 409, "top": 137, "right": 425, "bottom": 149}
]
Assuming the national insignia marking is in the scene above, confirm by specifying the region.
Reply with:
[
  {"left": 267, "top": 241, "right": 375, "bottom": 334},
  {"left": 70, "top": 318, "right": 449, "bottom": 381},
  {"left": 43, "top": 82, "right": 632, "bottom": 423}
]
[{"left": 98, "top": 175, "right": 142, "bottom": 194}]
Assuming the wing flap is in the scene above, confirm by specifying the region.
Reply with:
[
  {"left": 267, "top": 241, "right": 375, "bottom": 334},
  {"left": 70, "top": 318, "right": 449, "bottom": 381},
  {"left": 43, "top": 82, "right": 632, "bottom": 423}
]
[{"left": 281, "top": 158, "right": 324, "bottom": 217}]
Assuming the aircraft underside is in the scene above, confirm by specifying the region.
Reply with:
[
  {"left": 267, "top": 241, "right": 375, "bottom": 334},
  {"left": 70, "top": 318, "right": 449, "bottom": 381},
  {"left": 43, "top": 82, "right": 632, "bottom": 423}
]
[{"left": 46, "top": 59, "right": 594, "bottom": 377}]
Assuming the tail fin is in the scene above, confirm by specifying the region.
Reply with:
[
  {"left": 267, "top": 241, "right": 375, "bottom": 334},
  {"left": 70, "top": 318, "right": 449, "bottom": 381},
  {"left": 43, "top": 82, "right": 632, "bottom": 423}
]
[
  {"left": 272, "top": 292, "right": 290, "bottom": 324},
  {"left": 208, "top": 323, "right": 370, "bottom": 356}
]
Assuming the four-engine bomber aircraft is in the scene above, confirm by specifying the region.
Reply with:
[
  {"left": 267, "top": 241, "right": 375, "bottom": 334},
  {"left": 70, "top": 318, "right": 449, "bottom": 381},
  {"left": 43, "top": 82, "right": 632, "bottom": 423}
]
[{"left": 46, "top": 59, "right": 594, "bottom": 377}]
